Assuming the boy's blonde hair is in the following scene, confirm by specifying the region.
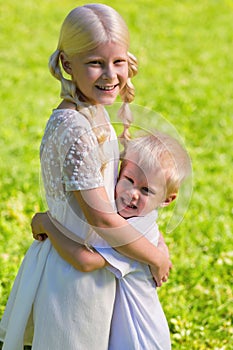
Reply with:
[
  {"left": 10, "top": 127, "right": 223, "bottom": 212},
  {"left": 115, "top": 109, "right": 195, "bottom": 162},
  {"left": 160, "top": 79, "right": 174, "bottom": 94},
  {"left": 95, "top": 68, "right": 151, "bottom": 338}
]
[
  {"left": 49, "top": 4, "right": 137, "bottom": 142},
  {"left": 121, "top": 132, "right": 191, "bottom": 197}
]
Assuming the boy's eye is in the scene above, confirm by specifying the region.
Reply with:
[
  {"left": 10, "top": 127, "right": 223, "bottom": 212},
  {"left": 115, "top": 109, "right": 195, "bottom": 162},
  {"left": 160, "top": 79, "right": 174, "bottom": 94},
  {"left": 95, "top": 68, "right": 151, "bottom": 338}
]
[
  {"left": 142, "top": 187, "right": 149, "bottom": 194},
  {"left": 125, "top": 176, "right": 134, "bottom": 184},
  {"left": 142, "top": 187, "right": 155, "bottom": 195}
]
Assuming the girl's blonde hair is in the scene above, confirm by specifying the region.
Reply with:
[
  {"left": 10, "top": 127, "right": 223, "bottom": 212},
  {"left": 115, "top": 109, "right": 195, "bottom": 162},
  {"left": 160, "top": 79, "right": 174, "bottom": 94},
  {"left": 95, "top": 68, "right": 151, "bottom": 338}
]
[
  {"left": 49, "top": 4, "right": 137, "bottom": 143},
  {"left": 122, "top": 132, "right": 192, "bottom": 197}
]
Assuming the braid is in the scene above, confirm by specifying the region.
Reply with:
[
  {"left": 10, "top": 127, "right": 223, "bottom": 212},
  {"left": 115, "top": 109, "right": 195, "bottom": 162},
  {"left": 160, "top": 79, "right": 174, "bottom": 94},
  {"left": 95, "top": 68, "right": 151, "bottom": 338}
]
[
  {"left": 127, "top": 51, "right": 138, "bottom": 79},
  {"left": 118, "top": 51, "right": 138, "bottom": 142},
  {"left": 49, "top": 50, "right": 61, "bottom": 81},
  {"left": 49, "top": 49, "right": 77, "bottom": 104}
]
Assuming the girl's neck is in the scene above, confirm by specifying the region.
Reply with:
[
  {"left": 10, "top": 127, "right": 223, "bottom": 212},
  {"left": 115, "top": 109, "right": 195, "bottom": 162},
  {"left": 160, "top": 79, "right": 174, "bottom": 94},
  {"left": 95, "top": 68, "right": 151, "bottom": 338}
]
[{"left": 57, "top": 100, "right": 77, "bottom": 110}]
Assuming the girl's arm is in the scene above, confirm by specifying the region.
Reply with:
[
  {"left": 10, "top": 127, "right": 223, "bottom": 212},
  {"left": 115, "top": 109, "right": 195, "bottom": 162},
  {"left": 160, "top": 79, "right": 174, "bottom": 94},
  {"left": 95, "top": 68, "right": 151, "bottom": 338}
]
[
  {"left": 157, "top": 232, "right": 170, "bottom": 258},
  {"left": 32, "top": 187, "right": 171, "bottom": 286},
  {"left": 32, "top": 213, "right": 107, "bottom": 272},
  {"left": 32, "top": 212, "right": 170, "bottom": 285},
  {"left": 75, "top": 188, "right": 172, "bottom": 286}
]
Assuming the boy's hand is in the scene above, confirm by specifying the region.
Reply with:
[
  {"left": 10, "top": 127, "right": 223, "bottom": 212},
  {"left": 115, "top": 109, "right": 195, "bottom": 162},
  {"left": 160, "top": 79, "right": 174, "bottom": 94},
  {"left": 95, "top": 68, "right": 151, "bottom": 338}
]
[{"left": 31, "top": 212, "right": 49, "bottom": 241}]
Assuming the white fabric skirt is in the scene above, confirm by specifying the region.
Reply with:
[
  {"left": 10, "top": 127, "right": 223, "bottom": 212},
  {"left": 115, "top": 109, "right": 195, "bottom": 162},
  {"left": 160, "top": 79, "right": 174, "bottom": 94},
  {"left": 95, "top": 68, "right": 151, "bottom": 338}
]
[{"left": 0, "top": 239, "right": 115, "bottom": 350}]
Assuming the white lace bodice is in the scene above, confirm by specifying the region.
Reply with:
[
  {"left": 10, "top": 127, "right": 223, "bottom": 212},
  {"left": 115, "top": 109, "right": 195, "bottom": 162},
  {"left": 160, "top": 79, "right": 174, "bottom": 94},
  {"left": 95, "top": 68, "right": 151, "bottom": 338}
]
[{"left": 40, "top": 108, "right": 119, "bottom": 246}]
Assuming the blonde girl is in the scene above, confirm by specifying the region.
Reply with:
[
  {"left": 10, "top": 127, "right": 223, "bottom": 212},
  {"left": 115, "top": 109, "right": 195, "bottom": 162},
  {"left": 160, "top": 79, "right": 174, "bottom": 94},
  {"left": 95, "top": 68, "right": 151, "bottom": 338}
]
[{"left": 0, "top": 4, "right": 171, "bottom": 350}]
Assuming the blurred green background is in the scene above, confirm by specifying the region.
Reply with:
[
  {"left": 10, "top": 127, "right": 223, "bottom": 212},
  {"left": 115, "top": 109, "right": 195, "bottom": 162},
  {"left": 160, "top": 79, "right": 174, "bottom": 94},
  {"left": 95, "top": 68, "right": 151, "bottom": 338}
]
[{"left": 0, "top": 1, "right": 232, "bottom": 349}]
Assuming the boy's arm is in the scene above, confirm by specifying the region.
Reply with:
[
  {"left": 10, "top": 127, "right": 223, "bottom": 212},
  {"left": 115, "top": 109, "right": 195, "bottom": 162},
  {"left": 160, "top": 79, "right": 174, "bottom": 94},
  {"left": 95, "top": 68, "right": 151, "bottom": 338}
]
[{"left": 32, "top": 212, "right": 108, "bottom": 272}]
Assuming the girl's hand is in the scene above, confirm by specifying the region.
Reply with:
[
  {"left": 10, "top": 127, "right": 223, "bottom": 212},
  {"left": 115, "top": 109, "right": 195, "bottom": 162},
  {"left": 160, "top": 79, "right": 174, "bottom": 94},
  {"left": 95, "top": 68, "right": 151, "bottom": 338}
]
[
  {"left": 31, "top": 211, "right": 107, "bottom": 272},
  {"left": 31, "top": 212, "right": 49, "bottom": 241},
  {"left": 34, "top": 233, "right": 48, "bottom": 241},
  {"left": 149, "top": 252, "right": 172, "bottom": 287},
  {"left": 151, "top": 231, "right": 172, "bottom": 286}
]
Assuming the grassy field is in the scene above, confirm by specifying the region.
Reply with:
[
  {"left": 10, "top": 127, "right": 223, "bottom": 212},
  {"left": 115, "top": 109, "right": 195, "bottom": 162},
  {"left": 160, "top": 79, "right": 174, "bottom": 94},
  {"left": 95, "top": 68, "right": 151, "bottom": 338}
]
[{"left": 0, "top": 0, "right": 232, "bottom": 349}]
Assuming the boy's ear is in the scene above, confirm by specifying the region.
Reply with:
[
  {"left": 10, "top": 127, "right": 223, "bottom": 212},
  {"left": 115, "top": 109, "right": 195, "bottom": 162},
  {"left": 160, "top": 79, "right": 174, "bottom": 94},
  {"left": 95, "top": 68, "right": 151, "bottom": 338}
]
[
  {"left": 60, "top": 52, "right": 72, "bottom": 75},
  {"left": 160, "top": 193, "right": 177, "bottom": 207}
]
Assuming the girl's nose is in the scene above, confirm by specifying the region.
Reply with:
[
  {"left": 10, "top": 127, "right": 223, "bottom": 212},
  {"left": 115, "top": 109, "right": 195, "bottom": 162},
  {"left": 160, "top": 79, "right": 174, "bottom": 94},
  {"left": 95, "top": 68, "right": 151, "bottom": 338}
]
[{"left": 102, "top": 65, "right": 116, "bottom": 80}]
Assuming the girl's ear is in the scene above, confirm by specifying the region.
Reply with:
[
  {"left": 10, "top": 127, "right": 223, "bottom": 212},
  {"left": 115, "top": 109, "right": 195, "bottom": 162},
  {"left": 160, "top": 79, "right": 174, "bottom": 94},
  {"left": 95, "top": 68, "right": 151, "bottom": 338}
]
[
  {"left": 60, "top": 52, "right": 72, "bottom": 75},
  {"left": 160, "top": 193, "right": 177, "bottom": 207}
]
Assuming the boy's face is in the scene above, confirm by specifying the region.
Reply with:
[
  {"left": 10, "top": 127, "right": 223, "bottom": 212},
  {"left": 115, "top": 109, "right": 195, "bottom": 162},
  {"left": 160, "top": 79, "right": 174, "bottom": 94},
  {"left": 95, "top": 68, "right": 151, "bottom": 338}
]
[{"left": 115, "top": 160, "right": 167, "bottom": 218}]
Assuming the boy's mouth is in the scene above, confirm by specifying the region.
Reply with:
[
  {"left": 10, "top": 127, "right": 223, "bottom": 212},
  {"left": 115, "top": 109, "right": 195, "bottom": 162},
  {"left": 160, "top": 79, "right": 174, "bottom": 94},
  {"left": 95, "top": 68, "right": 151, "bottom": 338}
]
[
  {"left": 121, "top": 198, "right": 137, "bottom": 210},
  {"left": 127, "top": 203, "right": 137, "bottom": 209}
]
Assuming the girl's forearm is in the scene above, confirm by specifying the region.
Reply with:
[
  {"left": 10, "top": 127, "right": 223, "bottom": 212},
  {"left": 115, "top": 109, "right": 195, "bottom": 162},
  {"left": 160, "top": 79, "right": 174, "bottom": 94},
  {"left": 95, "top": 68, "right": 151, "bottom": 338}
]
[
  {"left": 93, "top": 222, "right": 164, "bottom": 266},
  {"left": 74, "top": 189, "right": 172, "bottom": 285},
  {"left": 157, "top": 232, "right": 170, "bottom": 258},
  {"left": 87, "top": 221, "right": 172, "bottom": 286},
  {"left": 75, "top": 189, "right": 168, "bottom": 266},
  {"left": 33, "top": 213, "right": 107, "bottom": 272}
]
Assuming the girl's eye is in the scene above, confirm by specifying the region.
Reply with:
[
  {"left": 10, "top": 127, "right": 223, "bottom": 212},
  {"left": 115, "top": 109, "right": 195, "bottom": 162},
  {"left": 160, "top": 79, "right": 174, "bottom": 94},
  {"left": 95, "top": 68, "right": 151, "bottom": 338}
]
[
  {"left": 114, "top": 59, "right": 127, "bottom": 65},
  {"left": 88, "top": 60, "right": 102, "bottom": 65}
]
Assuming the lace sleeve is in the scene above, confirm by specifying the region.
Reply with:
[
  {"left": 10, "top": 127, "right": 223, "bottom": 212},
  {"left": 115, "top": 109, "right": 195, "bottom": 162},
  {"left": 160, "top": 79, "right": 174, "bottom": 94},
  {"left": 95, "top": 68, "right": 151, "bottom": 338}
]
[
  {"left": 40, "top": 109, "right": 105, "bottom": 199},
  {"left": 62, "top": 125, "right": 104, "bottom": 191}
]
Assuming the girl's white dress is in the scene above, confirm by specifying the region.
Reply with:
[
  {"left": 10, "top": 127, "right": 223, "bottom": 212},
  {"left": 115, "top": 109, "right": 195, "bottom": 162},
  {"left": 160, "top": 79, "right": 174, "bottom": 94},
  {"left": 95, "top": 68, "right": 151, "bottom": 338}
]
[{"left": 0, "top": 108, "right": 119, "bottom": 350}]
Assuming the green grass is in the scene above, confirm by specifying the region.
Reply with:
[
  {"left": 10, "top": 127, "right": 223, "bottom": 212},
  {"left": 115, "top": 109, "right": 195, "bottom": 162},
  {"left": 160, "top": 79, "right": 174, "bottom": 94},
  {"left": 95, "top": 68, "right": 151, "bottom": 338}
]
[{"left": 0, "top": 0, "right": 232, "bottom": 349}]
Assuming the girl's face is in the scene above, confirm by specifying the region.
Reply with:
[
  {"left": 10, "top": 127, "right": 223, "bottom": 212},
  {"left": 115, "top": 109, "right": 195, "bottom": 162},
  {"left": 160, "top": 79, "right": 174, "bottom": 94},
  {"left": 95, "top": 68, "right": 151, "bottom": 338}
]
[
  {"left": 65, "top": 41, "right": 129, "bottom": 105},
  {"left": 115, "top": 160, "right": 167, "bottom": 219}
]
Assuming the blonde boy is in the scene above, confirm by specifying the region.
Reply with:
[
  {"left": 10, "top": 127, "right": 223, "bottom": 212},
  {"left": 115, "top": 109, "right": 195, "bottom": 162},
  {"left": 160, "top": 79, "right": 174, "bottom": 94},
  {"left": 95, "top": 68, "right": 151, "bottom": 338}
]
[{"left": 96, "top": 131, "right": 191, "bottom": 349}]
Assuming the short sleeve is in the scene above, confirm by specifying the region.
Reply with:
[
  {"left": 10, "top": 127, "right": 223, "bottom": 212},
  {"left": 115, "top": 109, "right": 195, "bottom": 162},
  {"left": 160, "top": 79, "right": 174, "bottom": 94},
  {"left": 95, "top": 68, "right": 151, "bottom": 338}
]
[
  {"left": 96, "top": 247, "right": 135, "bottom": 278},
  {"left": 62, "top": 127, "right": 104, "bottom": 191},
  {"left": 95, "top": 211, "right": 159, "bottom": 278}
]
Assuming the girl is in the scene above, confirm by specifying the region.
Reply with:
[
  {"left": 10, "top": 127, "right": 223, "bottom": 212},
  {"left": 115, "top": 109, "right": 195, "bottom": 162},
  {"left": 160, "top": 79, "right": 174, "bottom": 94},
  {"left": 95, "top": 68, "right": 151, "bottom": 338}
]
[{"left": 0, "top": 4, "right": 171, "bottom": 350}]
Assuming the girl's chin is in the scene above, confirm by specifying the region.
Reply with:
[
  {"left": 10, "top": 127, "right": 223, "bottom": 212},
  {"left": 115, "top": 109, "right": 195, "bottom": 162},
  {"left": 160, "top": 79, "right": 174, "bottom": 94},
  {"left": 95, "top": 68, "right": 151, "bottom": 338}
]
[
  {"left": 94, "top": 89, "right": 119, "bottom": 105},
  {"left": 97, "top": 96, "right": 118, "bottom": 105}
]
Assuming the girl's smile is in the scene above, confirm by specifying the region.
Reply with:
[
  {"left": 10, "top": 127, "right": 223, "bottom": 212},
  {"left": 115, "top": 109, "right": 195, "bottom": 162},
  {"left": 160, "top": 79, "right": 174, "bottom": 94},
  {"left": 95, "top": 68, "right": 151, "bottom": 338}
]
[{"left": 62, "top": 41, "right": 129, "bottom": 105}]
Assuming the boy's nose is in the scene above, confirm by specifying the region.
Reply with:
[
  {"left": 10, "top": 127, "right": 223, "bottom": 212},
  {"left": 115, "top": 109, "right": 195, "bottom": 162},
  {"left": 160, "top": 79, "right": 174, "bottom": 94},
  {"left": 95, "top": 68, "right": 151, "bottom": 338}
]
[{"left": 130, "top": 188, "right": 139, "bottom": 201}]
